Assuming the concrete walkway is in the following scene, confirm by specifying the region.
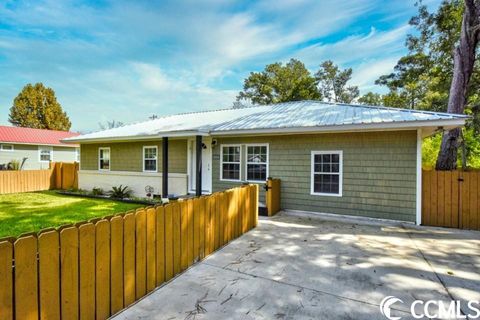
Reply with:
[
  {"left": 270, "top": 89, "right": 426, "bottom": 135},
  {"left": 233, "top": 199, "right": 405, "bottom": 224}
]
[{"left": 112, "top": 212, "right": 480, "bottom": 320}]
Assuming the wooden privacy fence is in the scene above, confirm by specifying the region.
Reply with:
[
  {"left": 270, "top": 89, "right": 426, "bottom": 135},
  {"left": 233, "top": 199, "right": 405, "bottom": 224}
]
[
  {"left": 422, "top": 170, "right": 479, "bottom": 230},
  {"left": 50, "top": 162, "right": 79, "bottom": 190},
  {"left": 0, "top": 184, "right": 259, "bottom": 320},
  {"left": 266, "top": 178, "right": 281, "bottom": 216},
  {"left": 0, "top": 162, "right": 78, "bottom": 194},
  {"left": 0, "top": 170, "right": 52, "bottom": 194}
]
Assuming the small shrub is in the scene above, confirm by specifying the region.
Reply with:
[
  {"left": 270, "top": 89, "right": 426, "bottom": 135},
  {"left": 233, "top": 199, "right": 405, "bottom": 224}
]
[
  {"left": 92, "top": 187, "right": 104, "bottom": 196},
  {"left": 109, "top": 185, "right": 132, "bottom": 199}
]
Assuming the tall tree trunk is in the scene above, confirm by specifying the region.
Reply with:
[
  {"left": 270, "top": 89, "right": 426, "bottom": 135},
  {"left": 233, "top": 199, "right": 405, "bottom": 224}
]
[{"left": 436, "top": 0, "right": 480, "bottom": 170}]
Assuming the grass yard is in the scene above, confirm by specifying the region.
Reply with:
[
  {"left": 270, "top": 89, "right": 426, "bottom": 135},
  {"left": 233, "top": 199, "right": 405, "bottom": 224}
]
[{"left": 0, "top": 191, "right": 143, "bottom": 238}]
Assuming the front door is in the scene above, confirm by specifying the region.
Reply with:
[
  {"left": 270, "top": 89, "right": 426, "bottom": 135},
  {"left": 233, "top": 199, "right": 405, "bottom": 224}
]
[{"left": 189, "top": 137, "right": 212, "bottom": 194}]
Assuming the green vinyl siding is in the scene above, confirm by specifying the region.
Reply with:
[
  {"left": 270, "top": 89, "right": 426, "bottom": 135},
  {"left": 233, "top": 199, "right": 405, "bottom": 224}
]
[
  {"left": 212, "top": 131, "right": 417, "bottom": 222},
  {"left": 80, "top": 140, "right": 187, "bottom": 173}
]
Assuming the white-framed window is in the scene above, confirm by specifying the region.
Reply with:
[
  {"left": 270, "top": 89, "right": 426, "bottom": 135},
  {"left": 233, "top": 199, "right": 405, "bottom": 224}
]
[
  {"left": 245, "top": 144, "right": 269, "bottom": 182},
  {"left": 38, "top": 146, "right": 53, "bottom": 162},
  {"left": 143, "top": 146, "right": 158, "bottom": 172},
  {"left": 220, "top": 144, "right": 241, "bottom": 181},
  {"left": 98, "top": 147, "right": 110, "bottom": 171},
  {"left": 0, "top": 144, "right": 14, "bottom": 152},
  {"left": 75, "top": 148, "right": 80, "bottom": 162},
  {"left": 311, "top": 150, "right": 343, "bottom": 197}
]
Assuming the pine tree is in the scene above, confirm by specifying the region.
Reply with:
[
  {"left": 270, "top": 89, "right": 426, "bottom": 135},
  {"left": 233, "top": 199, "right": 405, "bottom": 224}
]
[{"left": 9, "top": 83, "right": 72, "bottom": 131}]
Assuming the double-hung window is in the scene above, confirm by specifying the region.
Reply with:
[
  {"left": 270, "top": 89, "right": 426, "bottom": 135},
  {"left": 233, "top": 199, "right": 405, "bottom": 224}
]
[
  {"left": 311, "top": 151, "right": 343, "bottom": 196},
  {"left": 143, "top": 146, "right": 158, "bottom": 172},
  {"left": 221, "top": 145, "right": 241, "bottom": 181},
  {"left": 99, "top": 147, "right": 110, "bottom": 170},
  {"left": 246, "top": 144, "right": 268, "bottom": 182},
  {"left": 38, "top": 146, "right": 53, "bottom": 162}
]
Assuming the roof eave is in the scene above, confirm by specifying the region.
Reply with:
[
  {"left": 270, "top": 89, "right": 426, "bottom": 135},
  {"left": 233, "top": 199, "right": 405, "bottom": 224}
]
[
  {"left": 0, "top": 141, "right": 79, "bottom": 147},
  {"left": 210, "top": 119, "right": 467, "bottom": 136},
  {"left": 63, "top": 118, "right": 467, "bottom": 143},
  {"left": 62, "top": 129, "right": 210, "bottom": 144}
]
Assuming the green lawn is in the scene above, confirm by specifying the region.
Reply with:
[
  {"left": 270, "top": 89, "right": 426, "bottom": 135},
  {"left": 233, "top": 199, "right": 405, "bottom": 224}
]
[{"left": 0, "top": 191, "right": 143, "bottom": 238}]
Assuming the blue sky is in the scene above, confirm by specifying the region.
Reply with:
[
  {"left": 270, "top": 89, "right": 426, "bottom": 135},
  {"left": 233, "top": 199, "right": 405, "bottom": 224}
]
[{"left": 0, "top": 0, "right": 440, "bottom": 132}]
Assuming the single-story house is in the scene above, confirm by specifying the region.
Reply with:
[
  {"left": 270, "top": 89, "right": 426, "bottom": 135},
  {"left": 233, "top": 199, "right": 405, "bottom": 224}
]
[
  {"left": 64, "top": 101, "right": 467, "bottom": 224},
  {"left": 0, "top": 126, "right": 80, "bottom": 170}
]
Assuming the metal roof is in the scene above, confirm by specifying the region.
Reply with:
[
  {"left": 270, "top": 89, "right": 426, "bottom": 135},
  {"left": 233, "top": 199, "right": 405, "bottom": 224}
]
[
  {"left": 65, "top": 101, "right": 468, "bottom": 142},
  {"left": 0, "top": 126, "right": 79, "bottom": 147}
]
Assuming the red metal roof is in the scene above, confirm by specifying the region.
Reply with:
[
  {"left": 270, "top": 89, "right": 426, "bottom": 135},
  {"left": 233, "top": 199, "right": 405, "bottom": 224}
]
[{"left": 0, "top": 126, "right": 79, "bottom": 147}]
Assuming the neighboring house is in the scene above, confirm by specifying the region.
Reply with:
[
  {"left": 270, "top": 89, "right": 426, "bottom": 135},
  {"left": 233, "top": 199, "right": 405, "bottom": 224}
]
[
  {"left": 64, "top": 101, "right": 467, "bottom": 224},
  {"left": 0, "top": 126, "right": 80, "bottom": 170}
]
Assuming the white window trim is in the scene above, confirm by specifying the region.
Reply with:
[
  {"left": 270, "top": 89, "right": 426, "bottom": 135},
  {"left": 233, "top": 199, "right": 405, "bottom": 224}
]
[
  {"left": 245, "top": 143, "right": 269, "bottom": 183},
  {"left": 310, "top": 150, "right": 343, "bottom": 197},
  {"left": 38, "top": 146, "right": 53, "bottom": 163},
  {"left": 0, "top": 144, "right": 14, "bottom": 152},
  {"left": 143, "top": 145, "right": 158, "bottom": 173},
  {"left": 75, "top": 147, "right": 80, "bottom": 162},
  {"left": 98, "top": 147, "right": 111, "bottom": 171},
  {"left": 220, "top": 144, "right": 242, "bottom": 182}
]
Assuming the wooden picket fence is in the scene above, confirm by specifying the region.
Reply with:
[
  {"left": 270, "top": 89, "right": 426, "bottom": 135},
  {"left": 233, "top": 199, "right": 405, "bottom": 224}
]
[
  {"left": 0, "top": 184, "right": 259, "bottom": 320},
  {"left": 0, "top": 162, "right": 78, "bottom": 194},
  {"left": 422, "top": 170, "right": 480, "bottom": 230}
]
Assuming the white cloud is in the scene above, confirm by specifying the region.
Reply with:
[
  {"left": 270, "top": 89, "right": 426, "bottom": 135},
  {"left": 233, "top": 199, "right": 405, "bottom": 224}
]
[
  {"left": 296, "top": 25, "right": 410, "bottom": 67},
  {"left": 351, "top": 57, "right": 400, "bottom": 93},
  {"left": 285, "top": 25, "right": 410, "bottom": 95}
]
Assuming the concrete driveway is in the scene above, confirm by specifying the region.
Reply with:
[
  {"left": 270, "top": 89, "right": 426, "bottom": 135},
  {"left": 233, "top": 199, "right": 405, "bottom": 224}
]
[{"left": 113, "top": 212, "right": 480, "bottom": 320}]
